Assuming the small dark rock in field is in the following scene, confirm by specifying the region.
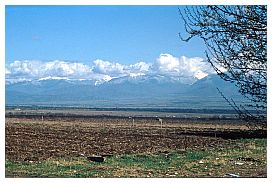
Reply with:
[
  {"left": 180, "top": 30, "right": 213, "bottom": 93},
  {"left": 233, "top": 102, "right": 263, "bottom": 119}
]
[
  {"left": 23, "top": 157, "right": 38, "bottom": 162},
  {"left": 87, "top": 155, "right": 104, "bottom": 163},
  {"left": 237, "top": 157, "right": 260, "bottom": 162},
  {"left": 101, "top": 154, "right": 113, "bottom": 158}
]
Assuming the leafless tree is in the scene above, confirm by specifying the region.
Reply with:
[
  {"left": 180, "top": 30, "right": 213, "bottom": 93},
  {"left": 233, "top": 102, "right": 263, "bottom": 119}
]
[{"left": 180, "top": 5, "right": 267, "bottom": 129}]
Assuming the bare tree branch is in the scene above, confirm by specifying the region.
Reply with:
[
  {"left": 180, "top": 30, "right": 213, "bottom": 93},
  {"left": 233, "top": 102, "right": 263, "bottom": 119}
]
[{"left": 180, "top": 5, "right": 267, "bottom": 128}]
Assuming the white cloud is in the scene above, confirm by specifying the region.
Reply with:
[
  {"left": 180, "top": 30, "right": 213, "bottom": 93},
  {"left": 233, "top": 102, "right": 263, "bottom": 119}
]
[
  {"left": 93, "top": 59, "right": 125, "bottom": 76},
  {"left": 129, "top": 62, "right": 151, "bottom": 73},
  {"left": 5, "top": 53, "right": 215, "bottom": 84},
  {"left": 154, "top": 53, "right": 180, "bottom": 74},
  {"left": 92, "top": 59, "right": 151, "bottom": 77},
  {"left": 6, "top": 60, "right": 94, "bottom": 83},
  {"left": 40, "top": 60, "right": 92, "bottom": 78},
  {"left": 154, "top": 53, "right": 214, "bottom": 79}
]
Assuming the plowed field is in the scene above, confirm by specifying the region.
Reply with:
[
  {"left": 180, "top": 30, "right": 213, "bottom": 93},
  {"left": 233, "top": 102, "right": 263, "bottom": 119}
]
[{"left": 5, "top": 116, "right": 266, "bottom": 162}]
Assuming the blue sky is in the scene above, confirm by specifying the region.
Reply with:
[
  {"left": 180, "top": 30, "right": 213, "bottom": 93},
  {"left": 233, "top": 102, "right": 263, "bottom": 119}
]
[{"left": 5, "top": 5, "right": 206, "bottom": 65}]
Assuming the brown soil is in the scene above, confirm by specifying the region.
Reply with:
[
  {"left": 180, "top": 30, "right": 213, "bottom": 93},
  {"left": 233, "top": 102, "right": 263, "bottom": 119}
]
[{"left": 5, "top": 116, "right": 266, "bottom": 162}]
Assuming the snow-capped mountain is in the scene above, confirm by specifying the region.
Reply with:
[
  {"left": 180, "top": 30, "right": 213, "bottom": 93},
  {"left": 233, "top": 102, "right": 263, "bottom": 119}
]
[
  {"left": 106, "top": 74, "right": 198, "bottom": 85},
  {"left": 5, "top": 74, "right": 246, "bottom": 109}
]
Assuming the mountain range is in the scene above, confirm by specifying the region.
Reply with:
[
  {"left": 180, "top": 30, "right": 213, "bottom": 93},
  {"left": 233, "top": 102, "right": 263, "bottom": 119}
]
[{"left": 5, "top": 74, "right": 248, "bottom": 109}]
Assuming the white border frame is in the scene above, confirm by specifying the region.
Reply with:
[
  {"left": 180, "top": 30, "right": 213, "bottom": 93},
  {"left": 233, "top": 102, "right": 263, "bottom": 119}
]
[{"left": 1, "top": 1, "right": 270, "bottom": 183}]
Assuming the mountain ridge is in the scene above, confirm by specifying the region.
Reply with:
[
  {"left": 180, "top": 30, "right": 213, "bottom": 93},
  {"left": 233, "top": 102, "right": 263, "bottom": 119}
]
[{"left": 6, "top": 74, "right": 247, "bottom": 109}]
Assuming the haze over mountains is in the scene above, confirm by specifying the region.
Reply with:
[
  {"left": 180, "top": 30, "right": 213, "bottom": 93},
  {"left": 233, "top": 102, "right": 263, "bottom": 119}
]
[
  {"left": 6, "top": 74, "right": 246, "bottom": 109},
  {"left": 5, "top": 53, "right": 248, "bottom": 109}
]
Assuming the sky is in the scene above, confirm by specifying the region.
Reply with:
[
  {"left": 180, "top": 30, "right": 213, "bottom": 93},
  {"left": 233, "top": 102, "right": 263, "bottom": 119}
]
[
  {"left": 6, "top": 5, "right": 207, "bottom": 63},
  {"left": 5, "top": 5, "right": 214, "bottom": 83}
]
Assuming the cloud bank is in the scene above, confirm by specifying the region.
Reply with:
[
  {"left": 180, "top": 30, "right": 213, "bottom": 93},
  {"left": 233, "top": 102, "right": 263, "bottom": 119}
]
[{"left": 6, "top": 53, "right": 216, "bottom": 84}]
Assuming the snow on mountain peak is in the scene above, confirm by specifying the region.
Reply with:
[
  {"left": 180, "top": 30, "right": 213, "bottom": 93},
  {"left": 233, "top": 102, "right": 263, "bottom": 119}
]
[
  {"left": 129, "top": 73, "right": 145, "bottom": 78},
  {"left": 94, "top": 75, "right": 112, "bottom": 86},
  {"left": 38, "top": 76, "right": 69, "bottom": 81},
  {"left": 194, "top": 70, "right": 208, "bottom": 79}
]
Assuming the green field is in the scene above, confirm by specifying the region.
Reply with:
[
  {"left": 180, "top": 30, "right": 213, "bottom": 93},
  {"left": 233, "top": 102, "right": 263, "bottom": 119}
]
[{"left": 6, "top": 138, "right": 266, "bottom": 178}]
